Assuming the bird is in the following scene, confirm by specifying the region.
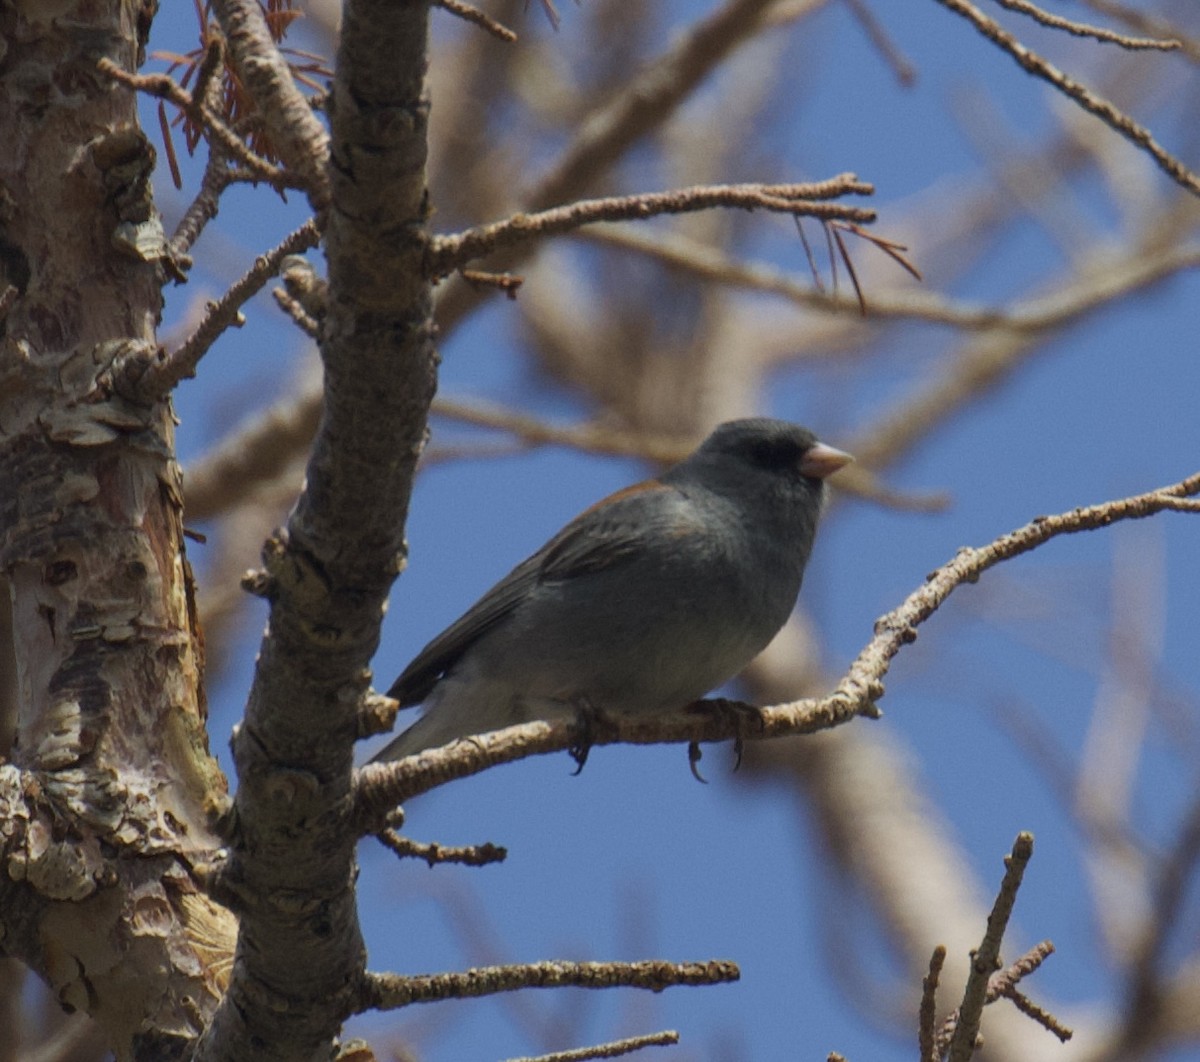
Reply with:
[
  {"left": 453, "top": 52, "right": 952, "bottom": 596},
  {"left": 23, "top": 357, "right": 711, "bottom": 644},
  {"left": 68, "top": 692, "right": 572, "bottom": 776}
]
[{"left": 371, "top": 417, "right": 851, "bottom": 763}]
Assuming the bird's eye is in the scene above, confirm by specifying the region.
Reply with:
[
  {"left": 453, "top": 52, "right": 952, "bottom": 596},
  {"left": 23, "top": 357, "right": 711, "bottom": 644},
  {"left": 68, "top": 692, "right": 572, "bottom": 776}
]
[{"left": 747, "top": 438, "right": 805, "bottom": 471}]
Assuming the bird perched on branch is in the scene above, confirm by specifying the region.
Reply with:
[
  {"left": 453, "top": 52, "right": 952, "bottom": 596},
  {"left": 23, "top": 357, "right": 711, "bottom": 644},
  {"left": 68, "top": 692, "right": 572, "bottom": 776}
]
[{"left": 372, "top": 417, "right": 851, "bottom": 764}]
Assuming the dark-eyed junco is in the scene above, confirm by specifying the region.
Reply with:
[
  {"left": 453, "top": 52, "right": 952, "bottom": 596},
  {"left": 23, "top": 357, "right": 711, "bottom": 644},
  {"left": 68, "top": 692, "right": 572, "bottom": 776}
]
[{"left": 371, "top": 418, "right": 851, "bottom": 762}]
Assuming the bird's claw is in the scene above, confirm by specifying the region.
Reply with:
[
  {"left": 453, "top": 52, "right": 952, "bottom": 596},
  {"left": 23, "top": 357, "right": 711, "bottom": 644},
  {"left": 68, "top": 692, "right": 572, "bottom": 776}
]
[
  {"left": 688, "top": 697, "right": 764, "bottom": 773},
  {"left": 568, "top": 698, "right": 605, "bottom": 774}
]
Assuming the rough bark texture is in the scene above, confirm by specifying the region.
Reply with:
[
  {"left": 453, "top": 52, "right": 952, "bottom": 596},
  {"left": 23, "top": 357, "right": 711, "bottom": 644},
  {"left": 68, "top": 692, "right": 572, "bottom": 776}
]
[
  {"left": 193, "top": 0, "right": 438, "bottom": 1059},
  {"left": 0, "top": 3, "right": 233, "bottom": 1059}
]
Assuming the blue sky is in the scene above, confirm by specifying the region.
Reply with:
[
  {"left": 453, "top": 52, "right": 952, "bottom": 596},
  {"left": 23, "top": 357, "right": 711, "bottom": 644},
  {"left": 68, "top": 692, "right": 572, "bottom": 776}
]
[{"left": 148, "top": 2, "right": 1199, "bottom": 1059}]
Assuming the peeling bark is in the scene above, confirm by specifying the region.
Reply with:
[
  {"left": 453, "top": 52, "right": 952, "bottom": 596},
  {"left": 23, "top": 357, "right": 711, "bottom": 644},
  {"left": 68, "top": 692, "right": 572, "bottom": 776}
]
[{"left": 0, "top": 4, "right": 234, "bottom": 1058}]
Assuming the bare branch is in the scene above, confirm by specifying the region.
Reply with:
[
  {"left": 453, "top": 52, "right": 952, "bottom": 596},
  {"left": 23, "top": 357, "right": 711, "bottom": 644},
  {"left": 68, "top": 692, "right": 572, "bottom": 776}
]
[
  {"left": 433, "top": 0, "right": 826, "bottom": 329},
  {"left": 945, "top": 833, "right": 1033, "bottom": 1060},
  {"left": 1152, "top": 495, "right": 1200, "bottom": 512},
  {"left": 929, "top": 0, "right": 1200, "bottom": 196},
  {"left": 192, "top": 0, "right": 437, "bottom": 1054},
  {"left": 502, "top": 1030, "right": 680, "bottom": 1062},
  {"left": 992, "top": 943, "right": 1073, "bottom": 1043},
  {"left": 355, "top": 469, "right": 1200, "bottom": 818},
  {"left": 272, "top": 288, "right": 321, "bottom": 338},
  {"left": 1119, "top": 796, "right": 1200, "bottom": 1053},
  {"left": 211, "top": 0, "right": 332, "bottom": 213},
  {"left": 993, "top": 0, "right": 1181, "bottom": 50},
  {"left": 95, "top": 58, "right": 292, "bottom": 189},
  {"left": 427, "top": 179, "right": 876, "bottom": 279},
  {"left": 843, "top": 0, "right": 918, "bottom": 85},
  {"left": 375, "top": 827, "right": 508, "bottom": 867},
  {"left": 1074, "top": 0, "right": 1200, "bottom": 62},
  {"left": 433, "top": 0, "right": 518, "bottom": 42},
  {"left": 845, "top": 240, "right": 1200, "bottom": 469},
  {"left": 990, "top": 940, "right": 1056, "bottom": 994},
  {"left": 526, "top": 0, "right": 788, "bottom": 212},
  {"left": 920, "top": 946, "right": 947, "bottom": 1062},
  {"left": 360, "top": 959, "right": 739, "bottom": 1011},
  {"left": 115, "top": 219, "right": 320, "bottom": 399},
  {"left": 935, "top": 935, "right": 1072, "bottom": 1055},
  {"left": 580, "top": 225, "right": 1200, "bottom": 331},
  {"left": 169, "top": 148, "right": 233, "bottom": 257}
]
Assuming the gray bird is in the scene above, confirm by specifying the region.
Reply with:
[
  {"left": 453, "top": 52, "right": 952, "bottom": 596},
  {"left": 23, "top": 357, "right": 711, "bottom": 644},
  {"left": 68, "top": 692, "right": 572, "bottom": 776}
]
[{"left": 372, "top": 418, "right": 851, "bottom": 762}]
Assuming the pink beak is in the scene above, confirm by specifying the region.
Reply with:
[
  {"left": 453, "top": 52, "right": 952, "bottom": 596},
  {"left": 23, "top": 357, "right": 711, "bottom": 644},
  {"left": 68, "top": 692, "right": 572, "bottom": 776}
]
[{"left": 799, "top": 442, "right": 854, "bottom": 479}]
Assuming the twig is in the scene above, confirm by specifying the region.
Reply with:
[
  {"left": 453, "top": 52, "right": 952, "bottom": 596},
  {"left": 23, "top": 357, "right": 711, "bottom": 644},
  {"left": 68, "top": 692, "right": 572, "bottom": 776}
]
[
  {"left": 428, "top": 178, "right": 876, "bottom": 278},
  {"left": 169, "top": 42, "right": 238, "bottom": 255},
  {"left": 272, "top": 288, "right": 321, "bottom": 338},
  {"left": 527, "top": 0, "right": 784, "bottom": 212},
  {"left": 359, "top": 959, "right": 739, "bottom": 1011},
  {"left": 354, "top": 471, "right": 1200, "bottom": 818},
  {"left": 989, "top": 939, "right": 1055, "bottom": 996},
  {"left": 431, "top": 0, "right": 827, "bottom": 331},
  {"left": 1074, "top": 0, "right": 1200, "bottom": 63},
  {"left": 995, "top": 984, "right": 1073, "bottom": 1042},
  {"left": 95, "top": 58, "right": 292, "bottom": 189},
  {"left": 845, "top": 240, "right": 1200, "bottom": 468},
  {"left": 170, "top": 145, "right": 234, "bottom": 257},
  {"left": 120, "top": 219, "right": 320, "bottom": 398},
  {"left": 994, "top": 0, "right": 1180, "bottom": 50},
  {"left": 1152, "top": 495, "right": 1200, "bottom": 512},
  {"left": 579, "top": 225, "right": 1200, "bottom": 331},
  {"left": 842, "top": 0, "right": 917, "bottom": 85},
  {"left": 434, "top": 0, "right": 518, "bottom": 42},
  {"left": 460, "top": 269, "right": 524, "bottom": 298},
  {"left": 936, "top": 934, "right": 1072, "bottom": 1054},
  {"left": 989, "top": 942, "right": 1073, "bottom": 1042},
  {"left": 375, "top": 827, "right": 507, "bottom": 867},
  {"left": 502, "top": 1029, "right": 680, "bottom": 1062},
  {"left": 945, "top": 833, "right": 1034, "bottom": 1060},
  {"left": 919, "top": 945, "right": 947, "bottom": 1062},
  {"left": 432, "top": 399, "right": 688, "bottom": 461},
  {"left": 929, "top": 0, "right": 1200, "bottom": 196}
]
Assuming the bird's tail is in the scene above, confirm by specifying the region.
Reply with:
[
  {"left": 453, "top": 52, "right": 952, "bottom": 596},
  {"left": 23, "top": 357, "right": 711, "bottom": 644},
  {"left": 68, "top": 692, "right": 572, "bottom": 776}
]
[
  {"left": 368, "top": 704, "right": 469, "bottom": 763},
  {"left": 368, "top": 676, "right": 523, "bottom": 763}
]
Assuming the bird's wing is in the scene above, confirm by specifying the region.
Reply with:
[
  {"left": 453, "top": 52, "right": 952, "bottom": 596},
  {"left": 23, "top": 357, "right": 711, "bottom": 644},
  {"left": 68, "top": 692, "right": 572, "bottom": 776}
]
[
  {"left": 387, "top": 550, "right": 542, "bottom": 705},
  {"left": 388, "top": 480, "right": 689, "bottom": 705},
  {"left": 537, "top": 479, "right": 680, "bottom": 579}
]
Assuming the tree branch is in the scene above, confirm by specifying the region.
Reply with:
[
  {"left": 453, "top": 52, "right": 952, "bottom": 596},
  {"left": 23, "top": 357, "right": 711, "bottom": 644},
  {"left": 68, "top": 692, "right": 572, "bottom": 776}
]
[
  {"left": 211, "top": 0, "right": 332, "bottom": 213},
  {"left": 95, "top": 58, "right": 292, "bottom": 190},
  {"left": 502, "top": 1029, "right": 680, "bottom": 1062},
  {"left": 193, "top": 0, "right": 438, "bottom": 1058},
  {"left": 946, "top": 833, "right": 1034, "bottom": 1060},
  {"left": 993, "top": 0, "right": 1181, "bottom": 49},
  {"left": 930, "top": 0, "right": 1200, "bottom": 196},
  {"left": 116, "top": 219, "right": 320, "bottom": 399},
  {"left": 355, "top": 469, "right": 1200, "bottom": 822},
  {"left": 427, "top": 179, "right": 875, "bottom": 279},
  {"left": 433, "top": 0, "right": 800, "bottom": 330},
  {"left": 360, "top": 959, "right": 739, "bottom": 1011}
]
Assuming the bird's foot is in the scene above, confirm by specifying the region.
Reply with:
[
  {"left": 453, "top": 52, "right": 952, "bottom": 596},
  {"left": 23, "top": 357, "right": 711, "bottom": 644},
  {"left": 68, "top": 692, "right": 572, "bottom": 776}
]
[
  {"left": 688, "top": 697, "right": 766, "bottom": 773},
  {"left": 568, "top": 698, "right": 611, "bottom": 775}
]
